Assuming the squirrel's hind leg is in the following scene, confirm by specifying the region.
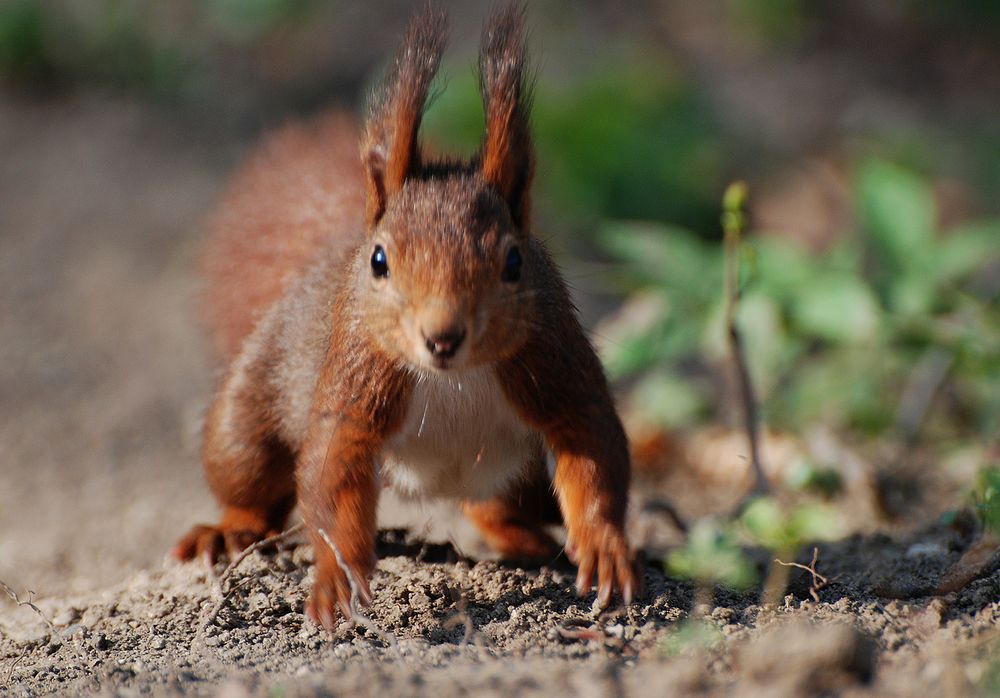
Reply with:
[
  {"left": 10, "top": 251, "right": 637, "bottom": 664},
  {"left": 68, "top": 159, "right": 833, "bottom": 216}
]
[
  {"left": 172, "top": 367, "right": 298, "bottom": 564},
  {"left": 462, "top": 459, "right": 563, "bottom": 562}
]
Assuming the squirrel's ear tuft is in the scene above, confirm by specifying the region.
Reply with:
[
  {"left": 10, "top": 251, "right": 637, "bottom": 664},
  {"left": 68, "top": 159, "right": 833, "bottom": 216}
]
[
  {"left": 362, "top": 5, "right": 447, "bottom": 228},
  {"left": 478, "top": 2, "right": 534, "bottom": 231}
]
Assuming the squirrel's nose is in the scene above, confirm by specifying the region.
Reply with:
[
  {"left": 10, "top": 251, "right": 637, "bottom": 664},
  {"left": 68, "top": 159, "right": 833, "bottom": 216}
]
[{"left": 424, "top": 327, "right": 466, "bottom": 360}]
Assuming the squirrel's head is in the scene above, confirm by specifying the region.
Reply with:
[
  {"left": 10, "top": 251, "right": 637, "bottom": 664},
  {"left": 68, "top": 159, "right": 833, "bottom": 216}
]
[{"left": 354, "top": 4, "right": 538, "bottom": 373}]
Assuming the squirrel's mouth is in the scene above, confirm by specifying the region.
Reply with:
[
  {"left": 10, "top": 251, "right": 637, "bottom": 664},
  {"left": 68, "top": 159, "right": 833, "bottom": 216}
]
[{"left": 408, "top": 326, "right": 471, "bottom": 372}]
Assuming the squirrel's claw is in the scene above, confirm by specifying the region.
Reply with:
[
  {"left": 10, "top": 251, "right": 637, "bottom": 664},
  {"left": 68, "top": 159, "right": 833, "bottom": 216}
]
[
  {"left": 570, "top": 525, "right": 639, "bottom": 610},
  {"left": 306, "top": 554, "right": 374, "bottom": 630},
  {"left": 170, "top": 523, "right": 276, "bottom": 565},
  {"left": 171, "top": 524, "right": 225, "bottom": 564}
]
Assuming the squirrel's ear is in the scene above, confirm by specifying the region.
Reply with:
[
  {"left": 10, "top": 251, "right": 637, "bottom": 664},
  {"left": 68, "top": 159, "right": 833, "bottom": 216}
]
[
  {"left": 479, "top": 3, "right": 534, "bottom": 231},
  {"left": 362, "top": 6, "right": 447, "bottom": 228}
]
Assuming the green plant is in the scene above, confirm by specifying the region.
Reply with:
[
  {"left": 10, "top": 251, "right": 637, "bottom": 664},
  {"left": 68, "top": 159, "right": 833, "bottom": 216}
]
[
  {"left": 597, "top": 159, "right": 1000, "bottom": 443},
  {"left": 422, "top": 54, "right": 726, "bottom": 233},
  {"left": 0, "top": 0, "right": 49, "bottom": 80},
  {"left": 660, "top": 618, "right": 723, "bottom": 657},
  {"left": 667, "top": 519, "right": 757, "bottom": 603},
  {"left": 972, "top": 465, "right": 1000, "bottom": 535},
  {"left": 740, "top": 497, "right": 840, "bottom": 604}
]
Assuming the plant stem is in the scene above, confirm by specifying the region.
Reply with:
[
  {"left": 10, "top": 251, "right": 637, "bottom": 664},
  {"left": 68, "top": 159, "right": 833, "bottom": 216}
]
[
  {"left": 722, "top": 182, "right": 768, "bottom": 501},
  {"left": 692, "top": 582, "right": 714, "bottom": 618},
  {"left": 762, "top": 554, "right": 791, "bottom": 606}
]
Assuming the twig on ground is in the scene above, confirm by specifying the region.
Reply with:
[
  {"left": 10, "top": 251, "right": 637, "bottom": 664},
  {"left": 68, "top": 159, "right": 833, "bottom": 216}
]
[
  {"left": 0, "top": 581, "right": 58, "bottom": 637},
  {"left": 1, "top": 579, "right": 89, "bottom": 667},
  {"left": 443, "top": 589, "right": 476, "bottom": 647},
  {"left": 722, "top": 182, "right": 769, "bottom": 506},
  {"left": 935, "top": 533, "right": 1000, "bottom": 596},
  {"left": 4, "top": 646, "right": 28, "bottom": 685},
  {"left": 773, "top": 547, "right": 830, "bottom": 602},
  {"left": 204, "top": 523, "right": 305, "bottom": 628},
  {"left": 216, "top": 523, "right": 304, "bottom": 596},
  {"left": 317, "top": 528, "right": 400, "bottom": 656}
]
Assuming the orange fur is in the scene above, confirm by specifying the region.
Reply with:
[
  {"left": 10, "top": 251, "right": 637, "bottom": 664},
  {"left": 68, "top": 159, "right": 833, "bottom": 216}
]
[
  {"left": 479, "top": 3, "right": 534, "bottom": 228},
  {"left": 174, "top": 3, "right": 638, "bottom": 629},
  {"left": 201, "top": 113, "right": 364, "bottom": 359},
  {"left": 361, "top": 7, "right": 446, "bottom": 227}
]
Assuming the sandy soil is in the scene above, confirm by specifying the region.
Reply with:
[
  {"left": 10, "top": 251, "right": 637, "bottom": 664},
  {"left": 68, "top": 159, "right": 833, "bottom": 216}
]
[{"left": 3, "top": 94, "right": 1000, "bottom": 697}]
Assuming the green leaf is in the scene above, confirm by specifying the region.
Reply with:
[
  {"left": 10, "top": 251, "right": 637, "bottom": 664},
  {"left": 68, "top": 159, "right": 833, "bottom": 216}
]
[
  {"left": 792, "top": 273, "right": 881, "bottom": 343},
  {"left": 631, "top": 370, "right": 708, "bottom": 428},
  {"left": 973, "top": 466, "right": 1000, "bottom": 535},
  {"left": 785, "top": 460, "right": 844, "bottom": 498},
  {"left": 736, "top": 291, "right": 790, "bottom": 398},
  {"left": 935, "top": 222, "right": 1000, "bottom": 286},
  {"left": 741, "top": 497, "right": 841, "bottom": 553},
  {"left": 667, "top": 519, "right": 756, "bottom": 590},
  {"left": 596, "top": 292, "right": 673, "bottom": 379},
  {"left": 857, "top": 159, "right": 936, "bottom": 273},
  {"left": 597, "top": 221, "right": 720, "bottom": 302},
  {"left": 660, "top": 619, "right": 723, "bottom": 656},
  {"left": 889, "top": 273, "right": 935, "bottom": 316},
  {"left": 751, "top": 238, "right": 822, "bottom": 303}
]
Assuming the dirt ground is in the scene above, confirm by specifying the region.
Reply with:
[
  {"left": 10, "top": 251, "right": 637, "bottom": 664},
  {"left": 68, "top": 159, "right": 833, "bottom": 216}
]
[{"left": 3, "top": 94, "right": 1000, "bottom": 697}]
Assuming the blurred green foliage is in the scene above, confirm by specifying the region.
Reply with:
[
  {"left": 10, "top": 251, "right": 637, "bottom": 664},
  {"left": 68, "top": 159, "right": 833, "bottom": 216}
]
[
  {"left": 740, "top": 497, "right": 840, "bottom": 555},
  {"left": 2, "top": 0, "right": 997, "bottom": 451},
  {"left": 599, "top": 159, "right": 1000, "bottom": 443},
  {"left": 0, "top": 0, "right": 318, "bottom": 96},
  {"left": 423, "top": 60, "right": 725, "bottom": 233},
  {"left": 972, "top": 465, "right": 1000, "bottom": 535},
  {"left": 660, "top": 619, "right": 723, "bottom": 657},
  {"left": 667, "top": 519, "right": 757, "bottom": 592},
  {"left": 0, "top": 0, "right": 49, "bottom": 80}
]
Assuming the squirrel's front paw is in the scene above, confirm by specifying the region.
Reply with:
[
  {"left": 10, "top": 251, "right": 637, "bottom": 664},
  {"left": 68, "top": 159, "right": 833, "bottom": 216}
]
[
  {"left": 170, "top": 523, "right": 277, "bottom": 566},
  {"left": 305, "top": 553, "right": 374, "bottom": 629},
  {"left": 566, "top": 524, "right": 640, "bottom": 610}
]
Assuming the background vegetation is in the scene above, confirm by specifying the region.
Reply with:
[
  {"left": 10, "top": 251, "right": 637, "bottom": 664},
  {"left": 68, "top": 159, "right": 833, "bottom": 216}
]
[{"left": 2, "top": 0, "right": 998, "bottom": 605}]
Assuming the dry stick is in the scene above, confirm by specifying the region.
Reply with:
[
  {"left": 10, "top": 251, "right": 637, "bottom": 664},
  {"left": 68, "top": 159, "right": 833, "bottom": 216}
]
[
  {"left": 4, "top": 646, "right": 28, "bottom": 685},
  {"left": 442, "top": 590, "right": 476, "bottom": 647},
  {"left": 0, "top": 581, "right": 59, "bottom": 637},
  {"left": 316, "top": 528, "right": 400, "bottom": 656},
  {"left": 0, "top": 580, "right": 89, "bottom": 668},
  {"left": 722, "top": 183, "right": 769, "bottom": 505},
  {"left": 773, "top": 547, "right": 830, "bottom": 603},
  {"left": 216, "top": 523, "right": 304, "bottom": 595},
  {"left": 205, "top": 523, "right": 305, "bottom": 627}
]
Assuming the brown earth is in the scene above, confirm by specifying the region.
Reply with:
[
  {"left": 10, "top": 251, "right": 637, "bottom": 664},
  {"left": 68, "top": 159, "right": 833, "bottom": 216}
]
[{"left": 2, "top": 94, "right": 1000, "bottom": 698}]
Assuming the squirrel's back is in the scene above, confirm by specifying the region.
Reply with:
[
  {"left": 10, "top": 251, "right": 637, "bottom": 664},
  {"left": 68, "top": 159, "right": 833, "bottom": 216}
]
[{"left": 201, "top": 111, "right": 364, "bottom": 359}]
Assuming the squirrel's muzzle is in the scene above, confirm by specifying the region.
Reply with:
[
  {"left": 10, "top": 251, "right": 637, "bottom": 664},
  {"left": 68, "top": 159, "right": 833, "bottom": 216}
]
[{"left": 423, "top": 327, "right": 466, "bottom": 360}]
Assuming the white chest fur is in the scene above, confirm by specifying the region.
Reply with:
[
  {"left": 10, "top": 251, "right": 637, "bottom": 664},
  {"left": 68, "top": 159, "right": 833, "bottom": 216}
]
[{"left": 379, "top": 367, "right": 543, "bottom": 501}]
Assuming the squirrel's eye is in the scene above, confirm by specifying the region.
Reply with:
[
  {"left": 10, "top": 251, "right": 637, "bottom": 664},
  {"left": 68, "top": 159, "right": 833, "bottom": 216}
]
[
  {"left": 371, "top": 245, "right": 389, "bottom": 278},
  {"left": 501, "top": 246, "right": 522, "bottom": 283}
]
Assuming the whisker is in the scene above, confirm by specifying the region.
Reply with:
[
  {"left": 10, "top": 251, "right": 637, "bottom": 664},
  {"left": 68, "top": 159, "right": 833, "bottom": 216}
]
[
  {"left": 417, "top": 393, "right": 430, "bottom": 438},
  {"left": 512, "top": 354, "right": 543, "bottom": 402}
]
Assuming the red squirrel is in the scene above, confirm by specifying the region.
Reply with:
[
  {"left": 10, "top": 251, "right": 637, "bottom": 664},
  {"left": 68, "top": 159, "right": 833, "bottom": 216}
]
[{"left": 171, "top": 3, "right": 639, "bottom": 628}]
